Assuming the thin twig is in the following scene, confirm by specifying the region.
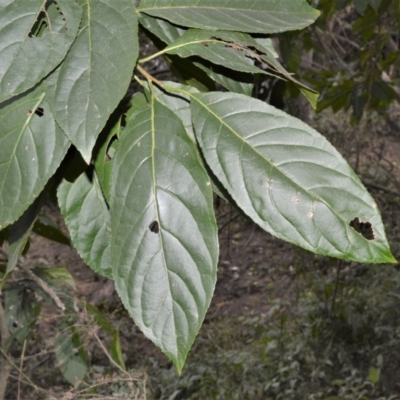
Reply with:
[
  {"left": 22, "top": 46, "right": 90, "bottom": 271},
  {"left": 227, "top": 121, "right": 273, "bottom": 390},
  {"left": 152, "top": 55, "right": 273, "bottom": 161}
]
[
  {"left": 0, "top": 346, "right": 47, "bottom": 396},
  {"left": 136, "top": 65, "right": 164, "bottom": 88},
  {"left": 21, "top": 266, "right": 65, "bottom": 311},
  {"left": 17, "top": 340, "right": 27, "bottom": 400},
  {"left": 89, "top": 326, "right": 129, "bottom": 377}
]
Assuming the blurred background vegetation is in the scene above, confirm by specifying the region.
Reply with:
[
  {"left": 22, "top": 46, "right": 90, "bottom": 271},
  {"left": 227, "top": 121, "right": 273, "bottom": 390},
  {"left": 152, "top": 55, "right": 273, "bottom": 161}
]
[{"left": 1, "top": 0, "right": 400, "bottom": 399}]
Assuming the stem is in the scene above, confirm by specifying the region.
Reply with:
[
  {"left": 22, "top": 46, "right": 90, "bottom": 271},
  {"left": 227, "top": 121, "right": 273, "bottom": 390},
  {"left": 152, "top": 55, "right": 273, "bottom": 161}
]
[
  {"left": 89, "top": 326, "right": 129, "bottom": 377},
  {"left": 136, "top": 65, "right": 165, "bottom": 88},
  {"left": 139, "top": 48, "right": 168, "bottom": 64}
]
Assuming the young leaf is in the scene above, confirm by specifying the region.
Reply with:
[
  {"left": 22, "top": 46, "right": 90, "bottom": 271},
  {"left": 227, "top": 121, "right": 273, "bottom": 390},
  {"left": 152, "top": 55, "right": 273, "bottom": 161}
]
[
  {"left": 111, "top": 95, "right": 218, "bottom": 372},
  {"left": 0, "top": 87, "right": 70, "bottom": 229},
  {"left": 138, "top": 0, "right": 320, "bottom": 34},
  {"left": 190, "top": 92, "right": 396, "bottom": 264},
  {"left": 0, "top": 0, "right": 81, "bottom": 103},
  {"left": 58, "top": 171, "right": 112, "bottom": 279},
  {"left": 45, "top": 0, "right": 139, "bottom": 163}
]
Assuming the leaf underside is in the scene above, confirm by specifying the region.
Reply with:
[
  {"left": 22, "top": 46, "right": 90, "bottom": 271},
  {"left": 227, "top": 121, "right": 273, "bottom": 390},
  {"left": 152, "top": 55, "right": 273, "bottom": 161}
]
[
  {"left": 0, "top": 0, "right": 82, "bottom": 103},
  {"left": 190, "top": 92, "right": 395, "bottom": 264},
  {"left": 111, "top": 95, "right": 218, "bottom": 372},
  {"left": 138, "top": 0, "right": 320, "bottom": 34},
  {"left": 58, "top": 171, "right": 112, "bottom": 279},
  {"left": 0, "top": 86, "right": 70, "bottom": 229},
  {"left": 45, "top": 0, "right": 139, "bottom": 163}
]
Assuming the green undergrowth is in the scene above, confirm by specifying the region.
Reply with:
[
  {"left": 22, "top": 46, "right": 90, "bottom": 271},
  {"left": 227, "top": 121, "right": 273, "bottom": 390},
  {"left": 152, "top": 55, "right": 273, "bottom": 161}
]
[{"left": 148, "top": 263, "right": 400, "bottom": 400}]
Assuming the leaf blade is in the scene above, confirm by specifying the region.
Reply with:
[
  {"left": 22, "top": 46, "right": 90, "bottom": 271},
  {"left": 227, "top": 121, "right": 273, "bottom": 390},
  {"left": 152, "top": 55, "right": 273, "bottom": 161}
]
[
  {"left": 111, "top": 96, "right": 218, "bottom": 371},
  {"left": 138, "top": 0, "right": 320, "bottom": 34},
  {"left": 0, "top": 86, "right": 70, "bottom": 229},
  {"left": 58, "top": 171, "right": 112, "bottom": 279},
  {"left": 191, "top": 92, "right": 395, "bottom": 263},
  {"left": 45, "top": 0, "right": 139, "bottom": 163},
  {"left": 0, "top": 0, "right": 82, "bottom": 103}
]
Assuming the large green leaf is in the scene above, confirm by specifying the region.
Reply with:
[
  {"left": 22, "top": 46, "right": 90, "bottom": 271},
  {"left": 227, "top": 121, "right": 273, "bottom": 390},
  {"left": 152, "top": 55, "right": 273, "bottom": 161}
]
[
  {"left": 138, "top": 0, "right": 320, "bottom": 34},
  {"left": 58, "top": 171, "right": 111, "bottom": 279},
  {"left": 0, "top": 0, "right": 81, "bottom": 103},
  {"left": 190, "top": 92, "right": 395, "bottom": 263},
  {"left": 46, "top": 0, "right": 139, "bottom": 163},
  {"left": 0, "top": 87, "right": 70, "bottom": 229},
  {"left": 110, "top": 95, "right": 218, "bottom": 372}
]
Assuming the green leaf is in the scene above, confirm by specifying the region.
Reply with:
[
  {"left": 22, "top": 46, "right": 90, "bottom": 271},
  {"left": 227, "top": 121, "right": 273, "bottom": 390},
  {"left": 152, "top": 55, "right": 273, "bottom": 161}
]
[
  {"left": 58, "top": 171, "right": 112, "bottom": 279},
  {"left": 0, "top": 86, "right": 70, "bottom": 229},
  {"left": 4, "top": 287, "right": 39, "bottom": 343},
  {"left": 164, "top": 30, "right": 268, "bottom": 75},
  {"left": 0, "top": 0, "right": 81, "bottom": 103},
  {"left": 164, "top": 30, "right": 317, "bottom": 107},
  {"left": 35, "top": 266, "right": 76, "bottom": 291},
  {"left": 138, "top": 0, "right": 320, "bottom": 34},
  {"left": 110, "top": 95, "right": 218, "bottom": 372},
  {"left": 7, "top": 191, "right": 46, "bottom": 275},
  {"left": 190, "top": 92, "right": 395, "bottom": 263},
  {"left": 111, "top": 328, "right": 126, "bottom": 370},
  {"left": 46, "top": 0, "right": 139, "bottom": 163},
  {"left": 140, "top": 16, "right": 254, "bottom": 95},
  {"left": 55, "top": 320, "right": 88, "bottom": 385}
]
